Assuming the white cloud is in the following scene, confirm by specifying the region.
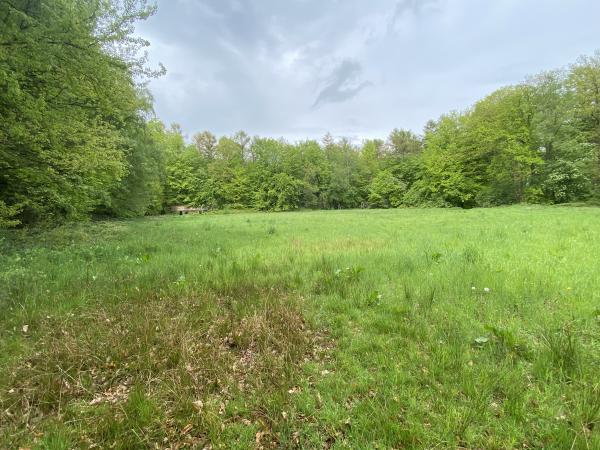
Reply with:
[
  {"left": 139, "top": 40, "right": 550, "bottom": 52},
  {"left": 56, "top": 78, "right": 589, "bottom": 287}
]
[{"left": 136, "top": 0, "right": 600, "bottom": 141}]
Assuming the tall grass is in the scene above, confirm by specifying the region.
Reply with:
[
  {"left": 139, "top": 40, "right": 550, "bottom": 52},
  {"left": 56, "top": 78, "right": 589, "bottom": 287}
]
[{"left": 1, "top": 205, "right": 599, "bottom": 448}]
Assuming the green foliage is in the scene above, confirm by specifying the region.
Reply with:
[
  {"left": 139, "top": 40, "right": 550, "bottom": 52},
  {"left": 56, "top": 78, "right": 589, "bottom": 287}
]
[
  {"left": 0, "top": 200, "right": 21, "bottom": 229},
  {"left": 368, "top": 170, "right": 407, "bottom": 208},
  {"left": 413, "top": 59, "right": 600, "bottom": 207},
  {"left": 255, "top": 172, "right": 303, "bottom": 211},
  {"left": 419, "top": 114, "right": 481, "bottom": 207},
  {"left": 100, "top": 125, "right": 166, "bottom": 217},
  {"left": 321, "top": 137, "right": 364, "bottom": 208},
  {"left": 0, "top": 0, "right": 163, "bottom": 226},
  {"left": 541, "top": 159, "right": 591, "bottom": 203},
  {"left": 386, "top": 128, "right": 422, "bottom": 158}
]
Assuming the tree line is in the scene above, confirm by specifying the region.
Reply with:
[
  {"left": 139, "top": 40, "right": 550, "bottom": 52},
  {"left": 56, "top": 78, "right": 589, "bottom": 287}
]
[
  {"left": 147, "top": 51, "right": 600, "bottom": 212},
  {"left": 1, "top": 1, "right": 599, "bottom": 228}
]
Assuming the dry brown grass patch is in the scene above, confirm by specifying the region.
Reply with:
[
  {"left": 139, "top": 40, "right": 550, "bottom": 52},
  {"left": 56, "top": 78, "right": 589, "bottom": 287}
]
[{"left": 0, "top": 289, "right": 327, "bottom": 448}]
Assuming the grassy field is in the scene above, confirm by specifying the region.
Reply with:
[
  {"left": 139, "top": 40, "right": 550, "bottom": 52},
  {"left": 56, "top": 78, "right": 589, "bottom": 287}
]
[{"left": 1, "top": 206, "right": 599, "bottom": 449}]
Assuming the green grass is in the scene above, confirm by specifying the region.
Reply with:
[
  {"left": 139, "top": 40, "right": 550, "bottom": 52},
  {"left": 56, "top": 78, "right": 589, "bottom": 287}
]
[{"left": 1, "top": 206, "right": 599, "bottom": 449}]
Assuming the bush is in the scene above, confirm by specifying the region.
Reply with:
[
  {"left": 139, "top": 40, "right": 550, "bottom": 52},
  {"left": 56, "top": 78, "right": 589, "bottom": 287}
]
[
  {"left": 541, "top": 160, "right": 590, "bottom": 203},
  {"left": 0, "top": 200, "right": 21, "bottom": 228},
  {"left": 368, "top": 170, "right": 407, "bottom": 208},
  {"left": 255, "top": 173, "right": 304, "bottom": 211}
]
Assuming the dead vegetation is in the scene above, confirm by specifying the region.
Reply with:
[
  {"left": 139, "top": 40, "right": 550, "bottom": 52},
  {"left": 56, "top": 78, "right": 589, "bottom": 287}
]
[{"left": 0, "top": 289, "right": 331, "bottom": 448}]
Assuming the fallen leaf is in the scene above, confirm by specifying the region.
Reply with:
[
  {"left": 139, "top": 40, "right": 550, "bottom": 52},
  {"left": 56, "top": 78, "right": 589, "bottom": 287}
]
[
  {"left": 255, "top": 431, "right": 267, "bottom": 444},
  {"left": 192, "top": 400, "right": 204, "bottom": 411}
]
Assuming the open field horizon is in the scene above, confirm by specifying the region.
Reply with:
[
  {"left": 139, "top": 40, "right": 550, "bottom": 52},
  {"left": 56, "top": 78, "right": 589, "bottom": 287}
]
[
  {"left": 3, "top": 1, "right": 600, "bottom": 448},
  {"left": 1, "top": 206, "right": 599, "bottom": 448}
]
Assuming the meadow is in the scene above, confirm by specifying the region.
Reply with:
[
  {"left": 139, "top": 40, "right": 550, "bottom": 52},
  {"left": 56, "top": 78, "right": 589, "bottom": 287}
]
[{"left": 1, "top": 206, "right": 599, "bottom": 449}]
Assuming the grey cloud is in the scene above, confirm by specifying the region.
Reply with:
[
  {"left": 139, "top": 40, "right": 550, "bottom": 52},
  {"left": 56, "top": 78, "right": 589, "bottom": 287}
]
[
  {"left": 391, "top": 0, "right": 440, "bottom": 18},
  {"left": 386, "top": 0, "right": 442, "bottom": 34},
  {"left": 313, "top": 60, "right": 372, "bottom": 108},
  {"left": 136, "top": 0, "right": 600, "bottom": 141}
]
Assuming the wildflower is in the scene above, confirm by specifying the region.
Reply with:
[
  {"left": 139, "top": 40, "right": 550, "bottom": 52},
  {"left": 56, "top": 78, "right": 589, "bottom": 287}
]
[
  {"left": 471, "top": 286, "right": 476, "bottom": 291},
  {"left": 483, "top": 287, "right": 491, "bottom": 293}
]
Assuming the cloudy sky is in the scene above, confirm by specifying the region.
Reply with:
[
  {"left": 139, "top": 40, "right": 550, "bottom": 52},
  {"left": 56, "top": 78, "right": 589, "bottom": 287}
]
[{"left": 136, "top": 0, "right": 600, "bottom": 142}]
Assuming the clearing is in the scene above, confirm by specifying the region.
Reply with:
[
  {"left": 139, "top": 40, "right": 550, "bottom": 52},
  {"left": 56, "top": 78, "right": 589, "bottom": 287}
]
[{"left": 1, "top": 206, "right": 599, "bottom": 449}]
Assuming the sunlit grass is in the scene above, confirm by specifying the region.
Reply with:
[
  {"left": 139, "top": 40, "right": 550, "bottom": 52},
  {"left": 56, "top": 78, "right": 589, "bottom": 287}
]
[{"left": 1, "top": 206, "right": 599, "bottom": 448}]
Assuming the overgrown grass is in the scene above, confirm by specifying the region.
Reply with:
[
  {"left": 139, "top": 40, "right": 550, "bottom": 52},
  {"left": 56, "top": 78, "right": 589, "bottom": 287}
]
[{"left": 1, "top": 206, "right": 599, "bottom": 448}]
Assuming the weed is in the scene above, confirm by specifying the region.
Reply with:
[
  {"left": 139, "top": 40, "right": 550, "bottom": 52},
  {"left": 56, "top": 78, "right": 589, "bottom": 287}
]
[
  {"left": 366, "top": 290, "right": 382, "bottom": 307},
  {"left": 484, "top": 324, "right": 529, "bottom": 359},
  {"left": 462, "top": 244, "right": 482, "bottom": 264},
  {"left": 313, "top": 265, "right": 364, "bottom": 295},
  {"left": 540, "top": 323, "right": 582, "bottom": 381}
]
